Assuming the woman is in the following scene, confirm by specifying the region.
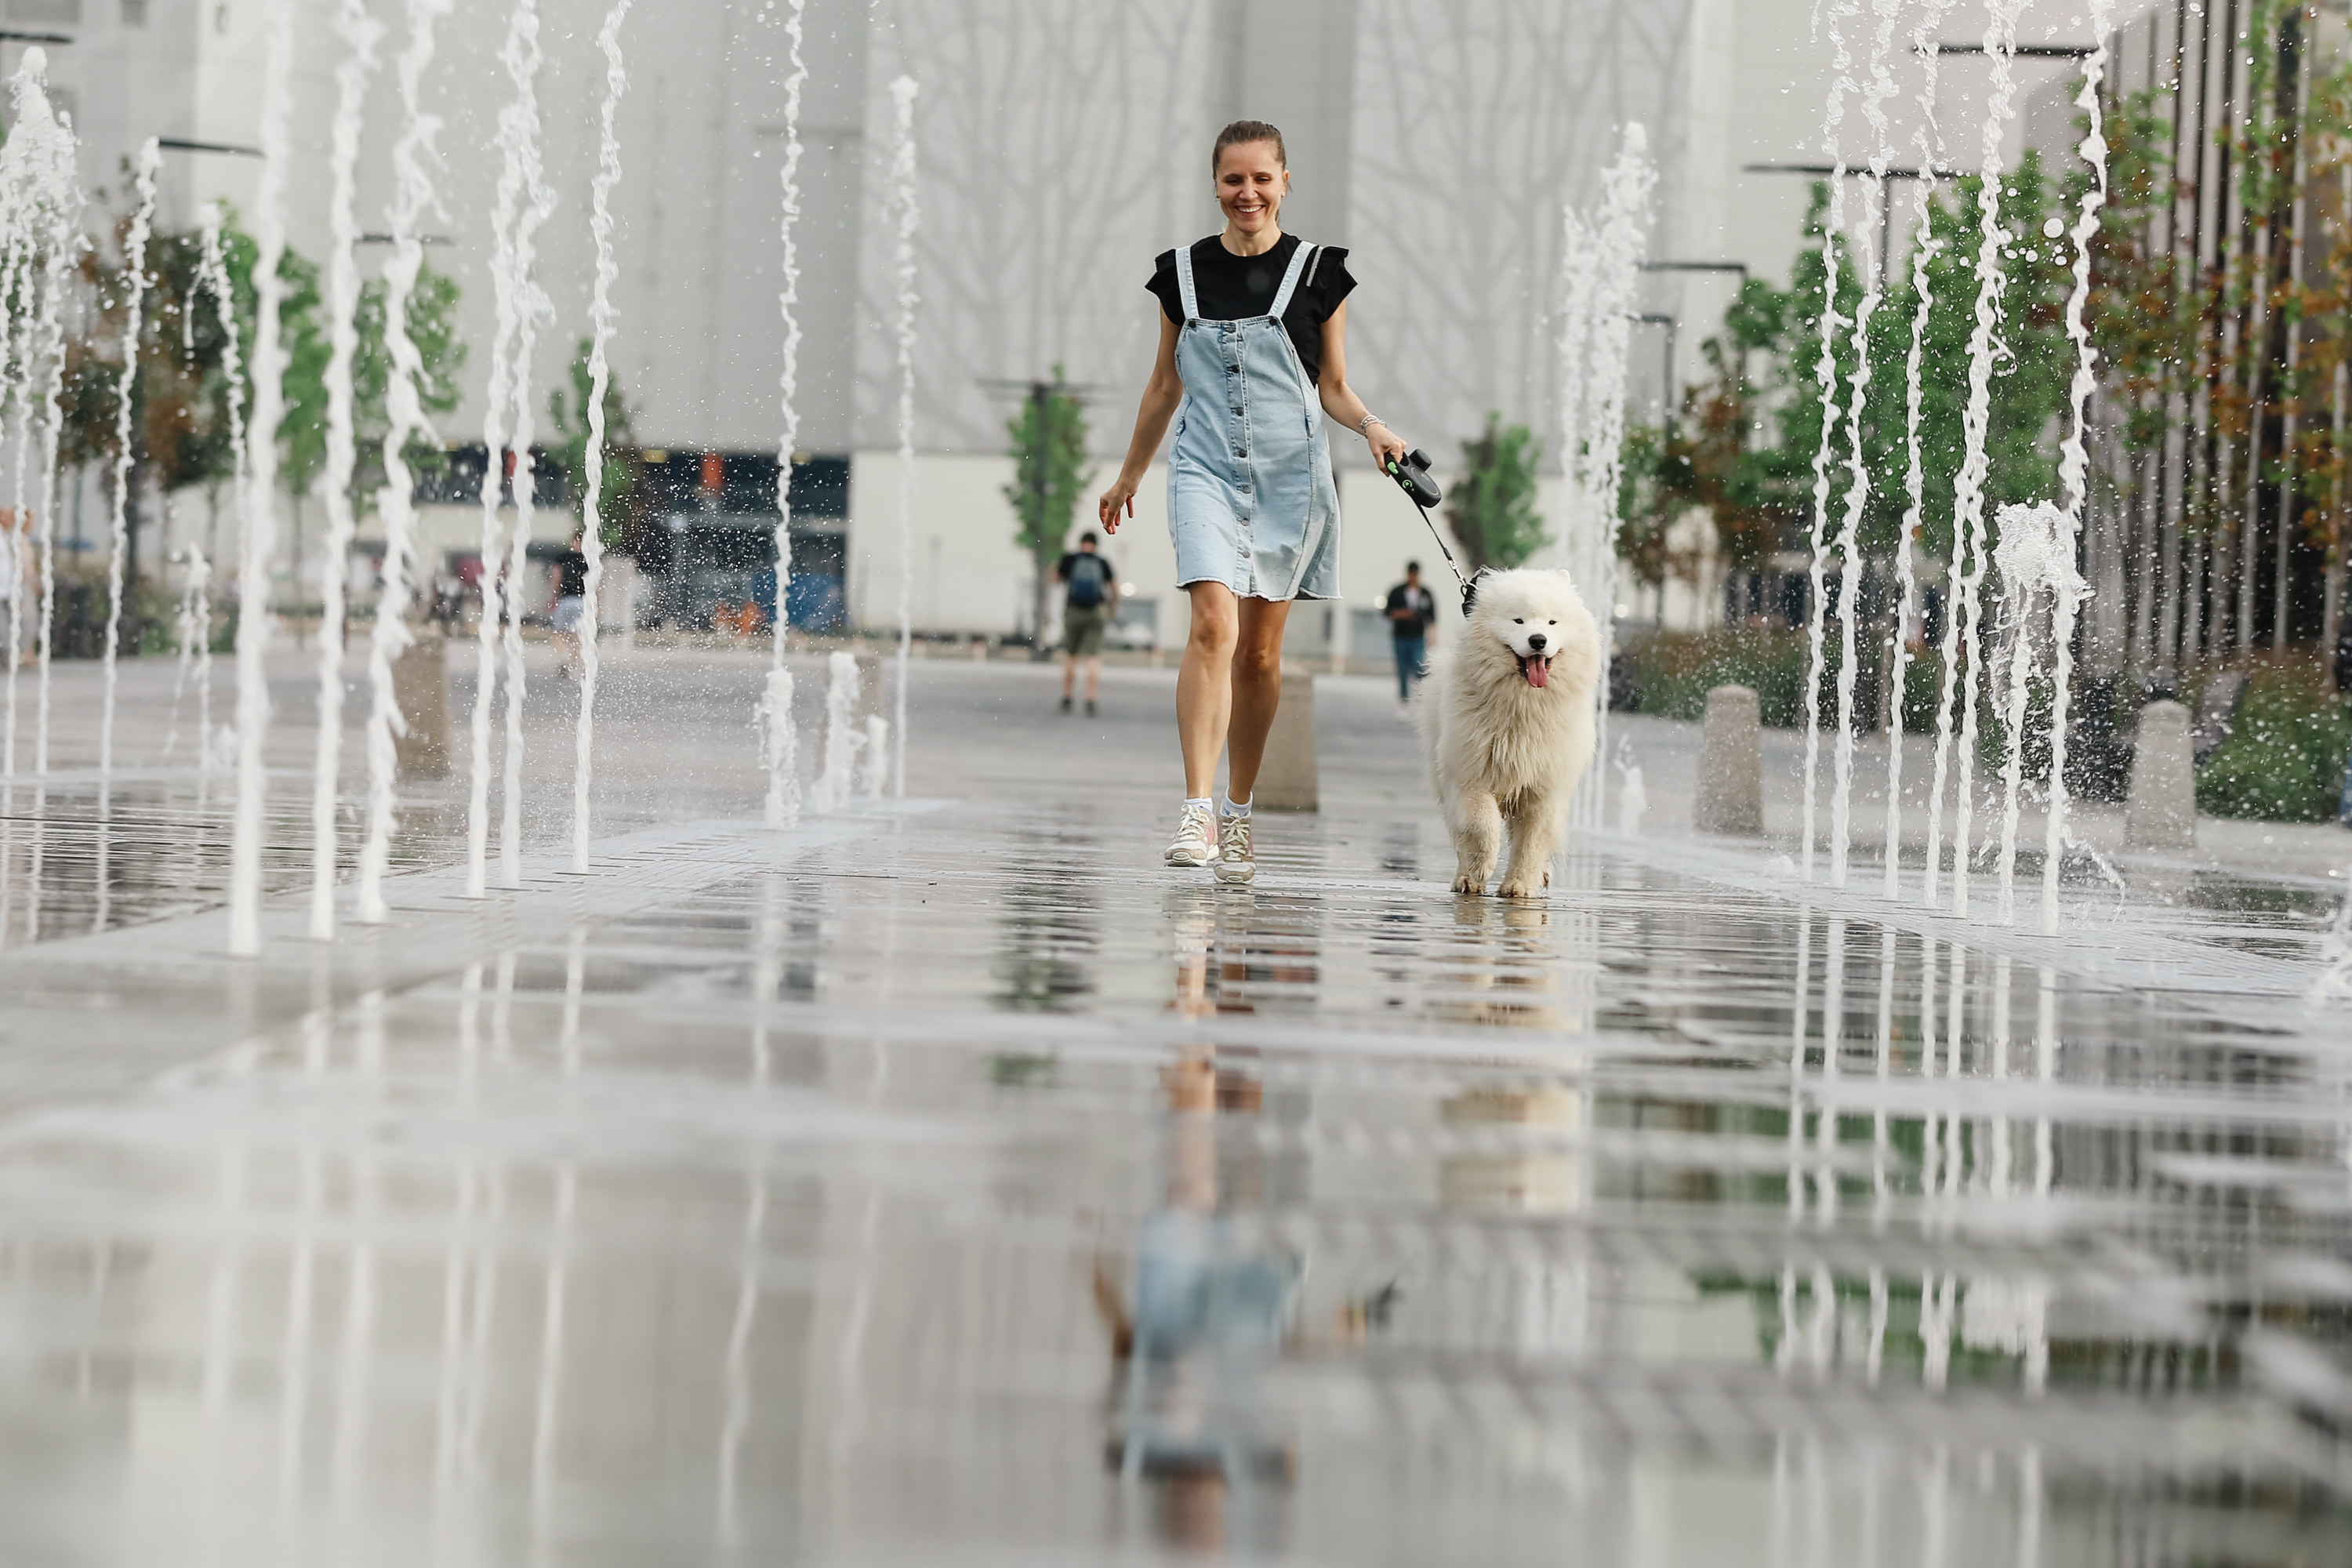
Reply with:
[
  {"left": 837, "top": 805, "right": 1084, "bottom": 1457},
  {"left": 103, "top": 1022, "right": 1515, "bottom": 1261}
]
[{"left": 1099, "top": 119, "right": 1408, "bottom": 884}]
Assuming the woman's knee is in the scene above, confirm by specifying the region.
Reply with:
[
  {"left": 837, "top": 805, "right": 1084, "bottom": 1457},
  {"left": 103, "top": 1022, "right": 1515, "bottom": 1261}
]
[
  {"left": 1187, "top": 603, "right": 1238, "bottom": 654},
  {"left": 1232, "top": 635, "right": 1282, "bottom": 683}
]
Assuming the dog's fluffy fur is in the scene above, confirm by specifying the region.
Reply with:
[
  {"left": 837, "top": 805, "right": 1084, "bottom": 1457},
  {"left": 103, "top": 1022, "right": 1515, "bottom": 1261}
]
[{"left": 1417, "top": 568, "right": 1603, "bottom": 898}]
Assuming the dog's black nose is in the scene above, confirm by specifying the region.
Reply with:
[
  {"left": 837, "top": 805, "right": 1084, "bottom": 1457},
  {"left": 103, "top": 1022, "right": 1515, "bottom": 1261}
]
[{"left": 1526, "top": 632, "right": 1547, "bottom": 652}]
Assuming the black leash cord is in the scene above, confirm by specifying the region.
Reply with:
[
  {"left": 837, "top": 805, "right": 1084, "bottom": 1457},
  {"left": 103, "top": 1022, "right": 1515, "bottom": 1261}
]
[{"left": 1399, "top": 488, "right": 1476, "bottom": 615}]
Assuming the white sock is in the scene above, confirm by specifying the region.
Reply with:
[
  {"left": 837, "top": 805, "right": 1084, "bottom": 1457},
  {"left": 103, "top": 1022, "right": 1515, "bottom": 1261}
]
[
  {"left": 1184, "top": 797, "right": 1213, "bottom": 814},
  {"left": 1221, "top": 795, "right": 1252, "bottom": 818}
]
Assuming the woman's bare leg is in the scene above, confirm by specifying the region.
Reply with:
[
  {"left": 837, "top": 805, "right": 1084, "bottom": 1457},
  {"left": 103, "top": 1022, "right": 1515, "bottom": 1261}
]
[
  {"left": 1223, "top": 597, "right": 1292, "bottom": 801},
  {"left": 1177, "top": 583, "right": 1239, "bottom": 798}
]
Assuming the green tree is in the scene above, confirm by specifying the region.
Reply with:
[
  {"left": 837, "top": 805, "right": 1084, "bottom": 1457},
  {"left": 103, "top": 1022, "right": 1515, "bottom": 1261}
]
[
  {"left": 350, "top": 261, "right": 467, "bottom": 513},
  {"left": 1446, "top": 412, "right": 1547, "bottom": 572},
  {"left": 1002, "top": 368, "right": 1093, "bottom": 644},
  {"left": 546, "top": 336, "right": 645, "bottom": 550},
  {"left": 1638, "top": 161, "right": 2074, "bottom": 600}
]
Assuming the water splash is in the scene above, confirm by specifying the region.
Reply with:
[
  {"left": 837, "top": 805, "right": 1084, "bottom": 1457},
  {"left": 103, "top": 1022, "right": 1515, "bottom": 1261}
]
[
  {"left": 232, "top": 0, "right": 295, "bottom": 956},
  {"left": 358, "top": 0, "right": 452, "bottom": 924},
  {"left": 2042, "top": 2, "right": 2111, "bottom": 937},
  {"left": 1799, "top": 0, "right": 1856, "bottom": 883},
  {"left": 1926, "top": 0, "right": 2023, "bottom": 920},
  {"left": 764, "top": 0, "right": 807, "bottom": 830},
  {"left": 308, "top": 0, "right": 383, "bottom": 942},
  {"left": 163, "top": 546, "right": 212, "bottom": 765},
  {"left": 858, "top": 715, "right": 889, "bottom": 800},
  {"left": 755, "top": 667, "right": 797, "bottom": 822},
  {"left": 2314, "top": 872, "right": 2352, "bottom": 1008},
  {"left": 1613, "top": 735, "right": 1647, "bottom": 836},
  {"left": 808, "top": 650, "right": 858, "bottom": 813},
  {"left": 1828, "top": 0, "right": 1900, "bottom": 888},
  {"left": 574, "top": 0, "right": 630, "bottom": 871},
  {"left": 887, "top": 75, "right": 920, "bottom": 798},
  {"left": 1886, "top": 0, "right": 1956, "bottom": 901},
  {"left": 98, "top": 140, "right": 160, "bottom": 783},
  {"left": 1989, "top": 502, "right": 2089, "bottom": 927}
]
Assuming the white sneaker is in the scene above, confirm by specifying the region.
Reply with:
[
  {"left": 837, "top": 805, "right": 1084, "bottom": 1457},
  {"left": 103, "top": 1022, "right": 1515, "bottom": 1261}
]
[
  {"left": 1164, "top": 803, "right": 1216, "bottom": 868},
  {"left": 1213, "top": 812, "right": 1255, "bottom": 884}
]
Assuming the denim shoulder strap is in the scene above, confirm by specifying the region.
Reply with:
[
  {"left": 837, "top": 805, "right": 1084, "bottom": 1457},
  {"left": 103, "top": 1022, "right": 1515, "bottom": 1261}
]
[
  {"left": 1267, "top": 241, "right": 1316, "bottom": 317},
  {"left": 1173, "top": 243, "right": 1200, "bottom": 323}
]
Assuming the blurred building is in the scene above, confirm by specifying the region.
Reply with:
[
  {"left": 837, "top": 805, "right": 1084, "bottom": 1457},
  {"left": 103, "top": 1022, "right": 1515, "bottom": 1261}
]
[{"left": 7, "top": 0, "right": 2174, "bottom": 647}]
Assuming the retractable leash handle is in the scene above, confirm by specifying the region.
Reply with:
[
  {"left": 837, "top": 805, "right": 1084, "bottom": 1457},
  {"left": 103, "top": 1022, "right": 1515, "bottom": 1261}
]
[{"left": 1383, "top": 448, "right": 1483, "bottom": 614}]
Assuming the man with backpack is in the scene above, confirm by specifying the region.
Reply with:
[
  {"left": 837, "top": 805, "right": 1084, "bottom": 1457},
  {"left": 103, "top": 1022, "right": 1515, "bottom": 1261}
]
[{"left": 1056, "top": 530, "right": 1119, "bottom": 716}]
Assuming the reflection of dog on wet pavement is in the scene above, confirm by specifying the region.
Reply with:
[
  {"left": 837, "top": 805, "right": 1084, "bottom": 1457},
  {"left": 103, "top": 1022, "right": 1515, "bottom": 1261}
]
[{"left": 1419, "top": 568, "right": 1602, "bottom": 897}]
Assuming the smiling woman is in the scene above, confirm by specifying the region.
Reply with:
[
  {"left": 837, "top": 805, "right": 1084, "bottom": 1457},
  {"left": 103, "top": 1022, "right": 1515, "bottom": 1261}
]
[{"left": 1098, "top": 119, "right": 1410, "bottom": 885}]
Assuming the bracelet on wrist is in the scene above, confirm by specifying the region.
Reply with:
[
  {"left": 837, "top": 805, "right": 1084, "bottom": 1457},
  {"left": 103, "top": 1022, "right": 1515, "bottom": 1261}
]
[{"left": 1357, "top": 413, "right": 1387, "bottom": 435}]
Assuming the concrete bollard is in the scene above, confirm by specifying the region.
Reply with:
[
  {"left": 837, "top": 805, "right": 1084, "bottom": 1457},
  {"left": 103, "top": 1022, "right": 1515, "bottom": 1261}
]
[
  {"left": 391, "top": 633, "right": 452, "bottom": 780},
  {"left": 1693, "top": 684, "right": 1763, "bottom": 836},
  {"left": 1255, "top": 666, "right": 1318, "bottom": 811},
  {"left": 2125, "top": 699, "right": 2196, "bottom": 851}
]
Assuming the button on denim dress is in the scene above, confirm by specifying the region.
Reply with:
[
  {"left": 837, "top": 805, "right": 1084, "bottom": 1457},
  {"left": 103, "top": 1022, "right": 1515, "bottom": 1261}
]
[{"left": 1166, "top": 241, "right": 1342, "bottom": 602}]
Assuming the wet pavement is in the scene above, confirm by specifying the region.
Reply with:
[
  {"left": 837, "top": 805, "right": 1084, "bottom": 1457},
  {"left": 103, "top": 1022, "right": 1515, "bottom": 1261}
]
[{"left": 3, "top": 651, "right": 2352, "bottom": 1564}]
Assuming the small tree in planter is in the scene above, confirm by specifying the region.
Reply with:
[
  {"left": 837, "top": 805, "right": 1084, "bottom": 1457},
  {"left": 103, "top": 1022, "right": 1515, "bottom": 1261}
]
[
  {"left": 1003, "top": 368, "right": 1094, "bottom": 648},
  {"left": 1445, "top": 412, "right": 1547, "bottom": 572}
]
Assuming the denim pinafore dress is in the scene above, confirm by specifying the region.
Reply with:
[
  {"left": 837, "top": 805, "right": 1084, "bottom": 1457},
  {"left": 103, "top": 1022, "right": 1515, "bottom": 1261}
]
[{"left": 1166, "top": 240, "right": 1342, "bottom": 602}]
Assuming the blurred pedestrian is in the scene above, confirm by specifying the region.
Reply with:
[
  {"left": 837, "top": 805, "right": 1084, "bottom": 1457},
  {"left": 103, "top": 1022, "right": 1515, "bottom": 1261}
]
[
  {"left": 1099, "top": 118, "right": 1411, "bottom": 884},
  {"left": 550, "top": 527, "right": 589, "bottom": 679},
  {"left": 1383, "top": 561, "right": 1435, "bottom": 706},
  {"left": 1056, "top": 530, "right": 1116, "bottom": 717}
]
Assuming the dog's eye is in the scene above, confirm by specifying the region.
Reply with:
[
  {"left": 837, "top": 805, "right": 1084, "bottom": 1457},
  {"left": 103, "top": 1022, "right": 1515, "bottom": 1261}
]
[
  {"left": 1548, "top": 620, "right": 1556, "bottom": 626},
  {"left": 1512, "top": 618, "right": 1523, "bottom": 624}
]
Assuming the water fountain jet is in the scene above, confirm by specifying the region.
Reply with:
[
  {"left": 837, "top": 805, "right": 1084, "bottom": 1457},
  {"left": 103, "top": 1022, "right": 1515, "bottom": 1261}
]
[
  {"left": 358, "top": 0, "right": 452, "bottom": 924},
  {"left": 764, "top": 0, "right": 808, "bottom": 831},
  {"left": 1798, "top": 0, "right": 1856, "bottom": 884},
  {"left": 573, "top": 0, "right": 632, "bottom": 871},
  {"left": 230, "top": 0, "right": 296, "bottom": 956},
  {"left": 887, "top": 74, "right": 920, "bottom": 798},
  {"left": 308, "top": 0, "right": 383, "bottom": 942},
  {"left": 98, "top": 140, "right": 160, "bottom": 785},
  {"left": 1924, "top": 0, "right": 2024, "bottom": 919}
]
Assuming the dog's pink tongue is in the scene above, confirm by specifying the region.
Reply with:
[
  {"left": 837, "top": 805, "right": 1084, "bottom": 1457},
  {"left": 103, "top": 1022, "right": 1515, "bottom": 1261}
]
[{"left": 1524, "top": 656, "right": 1549, "bottom": 689}]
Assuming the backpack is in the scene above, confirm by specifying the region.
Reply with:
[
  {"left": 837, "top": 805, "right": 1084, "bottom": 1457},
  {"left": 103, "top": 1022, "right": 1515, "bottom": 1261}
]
[{"left": 1066, "top": 554, "right": 1109, "bottom": 608}]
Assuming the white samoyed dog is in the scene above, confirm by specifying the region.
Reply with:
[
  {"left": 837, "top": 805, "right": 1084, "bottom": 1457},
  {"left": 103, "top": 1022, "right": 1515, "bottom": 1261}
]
[{"left": 1417, "top": 568, "right": 1604, "bottom": 898}]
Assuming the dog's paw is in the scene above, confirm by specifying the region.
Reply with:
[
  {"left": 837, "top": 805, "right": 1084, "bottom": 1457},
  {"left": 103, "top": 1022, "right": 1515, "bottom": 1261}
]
[
  {"left": 1451, "top": 873, "right": 1485, "bottom": 895},
  {"left": 1495, "top": 878, "right": 1545, "bottom": 901}
]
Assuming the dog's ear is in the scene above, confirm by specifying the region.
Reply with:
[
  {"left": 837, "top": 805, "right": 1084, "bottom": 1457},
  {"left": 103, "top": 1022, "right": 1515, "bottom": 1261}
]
[{"left": 1461, "top": 567, "right": 1490, "bottom": 617}]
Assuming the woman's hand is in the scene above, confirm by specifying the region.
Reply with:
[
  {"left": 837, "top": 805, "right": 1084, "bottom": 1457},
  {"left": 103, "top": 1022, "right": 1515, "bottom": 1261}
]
[
  {"left": 1367, "top": 422, "right": 1409, "bottom": 472},
  {"left": 1098, "top": 474, "right": 1139, "bottom": 534}
]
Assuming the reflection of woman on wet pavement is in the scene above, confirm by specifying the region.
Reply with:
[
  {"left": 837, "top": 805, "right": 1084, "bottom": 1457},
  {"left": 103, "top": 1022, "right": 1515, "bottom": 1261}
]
[{"left": 1099, "top": 119, "right": 1410, "bottom": 884}]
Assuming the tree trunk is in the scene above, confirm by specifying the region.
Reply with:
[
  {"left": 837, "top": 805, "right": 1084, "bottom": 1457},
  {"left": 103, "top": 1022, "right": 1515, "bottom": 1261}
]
[{"left": 1032, "top": 548, "right": 1054, "bottom": 660}]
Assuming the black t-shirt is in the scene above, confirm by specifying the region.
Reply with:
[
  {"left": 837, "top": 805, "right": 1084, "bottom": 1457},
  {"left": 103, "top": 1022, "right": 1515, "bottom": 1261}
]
[
  {"left": 555, "top": 550, "right": 588, "bottom": 599},
  {"left": 1058, "top": 550, "right": 1115, "bottom": 608},
  {"left": 1384, "top": 582, "right": 1434, "bottom": 640},
  {"left": 1146, "top": 234, "right": 1356, "bottom": 386}
]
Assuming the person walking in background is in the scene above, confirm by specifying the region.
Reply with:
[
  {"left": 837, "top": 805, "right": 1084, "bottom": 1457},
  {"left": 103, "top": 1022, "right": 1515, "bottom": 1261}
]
[
  {"left": 1057, "top": 530, "right": 1117, "bottom": 716},
  {"left": 1384, "top": 561, "right": 1435, "bottom": 706},
  {"left": 550, "top": 527, "right": 589, "bottom": 680},
  {"left": 1100, "top": 118, "right": 1411, "bottom": 884}
]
